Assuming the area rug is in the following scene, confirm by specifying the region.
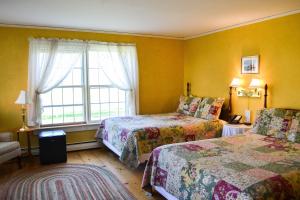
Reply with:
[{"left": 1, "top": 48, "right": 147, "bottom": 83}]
[{"left": 0, "top": 164, "right": 136, "bottom": 200}]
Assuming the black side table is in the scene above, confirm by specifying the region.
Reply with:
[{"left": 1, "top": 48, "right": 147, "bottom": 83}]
[{"left": 38, "top": 130, "right": 67, "bottom": 164}]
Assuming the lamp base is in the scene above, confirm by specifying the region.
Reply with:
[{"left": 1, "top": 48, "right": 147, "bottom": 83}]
[{"left": 19, "top": 125, "right": 29, "bottom": 132}]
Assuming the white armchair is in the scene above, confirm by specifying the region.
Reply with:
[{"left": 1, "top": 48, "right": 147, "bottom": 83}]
[{"left": 0, "top": 132, "right": 21, "bottom": 168}]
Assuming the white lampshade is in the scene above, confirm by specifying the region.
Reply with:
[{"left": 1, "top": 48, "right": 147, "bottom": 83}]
[
  {"left": 15, "top": 90, "right": 30, "bottom": 105},
  {"left": 230, "top": 78, "right": 242, "bottom": 88},
  {"left": 249, "top": 79, "right": 264, "bottom": 88}
]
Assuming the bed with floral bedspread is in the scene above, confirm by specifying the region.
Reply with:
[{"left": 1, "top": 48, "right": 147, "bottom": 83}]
[
  {"left": 142, "top": 108, "right": 300, "bottom": 200},
  {"left": 142, "top": 133, "right": 300, "bottom": 199},
  {"left": 96, "top": 113, "right": 224, "bottom": 168}
]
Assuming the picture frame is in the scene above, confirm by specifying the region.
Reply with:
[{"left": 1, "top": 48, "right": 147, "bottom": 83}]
[{"left": 241, "top": 55, "right": 259, "bottom": 74}]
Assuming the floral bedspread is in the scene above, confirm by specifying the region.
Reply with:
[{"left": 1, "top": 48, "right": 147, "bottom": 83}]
[
  {"left": 96, "top": 113, "right": 224, "bottom": 168},
  {"left": 142, "top": 132, "right": 300, "bottom": 200}
]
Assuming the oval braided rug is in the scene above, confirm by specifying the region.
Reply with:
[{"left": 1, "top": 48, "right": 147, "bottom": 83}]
[{"left": 0, "top": 164, "right": 136, "bottom": 200}]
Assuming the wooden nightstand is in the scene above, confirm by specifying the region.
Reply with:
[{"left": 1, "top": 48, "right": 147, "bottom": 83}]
[
  {"left": 17, "top": 128, "right": 36, "bottom": 157},
  {"left": 222, "top": 123, "right": 253, "bottom": 137}
]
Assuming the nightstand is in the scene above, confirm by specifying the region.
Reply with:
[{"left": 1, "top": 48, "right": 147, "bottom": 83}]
[
  {"left": 222, "top": 123, "right": 253, "bottom": 137},
  {"left": 39, "top": 130, "right": 67, "bottom": 164},
  {"left": 17, "top": 128, "right": 36, "bottom": 157}
]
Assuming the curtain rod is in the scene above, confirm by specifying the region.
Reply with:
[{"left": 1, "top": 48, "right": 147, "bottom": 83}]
[{"left": 28, "top": 37, "right": 136, "bottom": 46}]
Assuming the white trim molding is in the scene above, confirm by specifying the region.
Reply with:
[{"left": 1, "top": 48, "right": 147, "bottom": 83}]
[
  {"left": 0, "top": 23, "right": 182, "bottom": 40},
  {"left": 185, "top": 9, "right": 300, "bottom": 40},
  {"left": 23, "top": 141, "right": 103, "bottom": 156},
  {"left": 30, "top": 123, "right": 100, "bottom": 135}
]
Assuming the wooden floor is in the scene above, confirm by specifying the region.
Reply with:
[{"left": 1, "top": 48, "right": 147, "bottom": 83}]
[{"left": 0, "top": 147, "right": 165, "bottom": 200}]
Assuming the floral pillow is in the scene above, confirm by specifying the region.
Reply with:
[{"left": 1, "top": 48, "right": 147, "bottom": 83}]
[
  {"left": 194, "top": 97, "right": 224, "bottom": 120},
  {"left": 253, "top": 108, "right": 300, "bottom": 143},
  {"left": 287, "top": 113, "right": 300, "bottom": 143},
  {"left": 177, "top": 95, "right": 202, "bottom": 116}
]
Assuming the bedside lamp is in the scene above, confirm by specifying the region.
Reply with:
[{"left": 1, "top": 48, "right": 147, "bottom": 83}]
[
  {"left": 249, "top": 78, "right": 264, "bottom": 89},
  {"left": 15, "top": 90, "right": 30, "bottom": 131},
  {"left": 249, "top": 78, "right": 268, "bottom": 108},
  {"left": 248, "top": 78, "right": 264, "bottom": 97},
  {"left": 230, "top": 78, "right": 242, "bottom": 88},
  {"left": 229, "top": 78, "right": 242, "bottom": 116}
]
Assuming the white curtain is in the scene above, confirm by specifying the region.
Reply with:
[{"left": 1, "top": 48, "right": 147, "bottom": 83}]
[
  {"left": 27, "top": 38, "right": 85, "bottom": 126},
  {"left": 88, "top": 43, "right": 139, "bottom": 115}
]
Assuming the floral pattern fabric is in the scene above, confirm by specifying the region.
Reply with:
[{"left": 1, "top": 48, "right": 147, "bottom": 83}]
[
  {"left": 194, "top": 97, "right": 225, "bottom": 120},
  {"left": 142, "top": 132, "right": 300, "bottom": 200},
  {"left": 96, "top": 113, "right": 223, "bottom": 168},
  {"left": 253, "top": 108, "right": 300, "bottom": 143},
  {"left": 177, "top": 96, "right": 202, "bottom": 116}
]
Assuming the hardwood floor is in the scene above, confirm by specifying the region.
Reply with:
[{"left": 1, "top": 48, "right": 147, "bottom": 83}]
[{"left": 0, "top": 147, "right": 165, "bottom": 200}]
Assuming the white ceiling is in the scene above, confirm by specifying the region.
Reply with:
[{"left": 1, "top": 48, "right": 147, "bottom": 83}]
[{"left": 0, "top": 0, "right": 299, "bottom": 39}]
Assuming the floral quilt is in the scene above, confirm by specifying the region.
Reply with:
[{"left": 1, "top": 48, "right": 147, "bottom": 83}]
[
  {"left": 96, "top": 113, "right": 224, "bottom": 168},
  {"left": 142, "top": 132, "right": 300, "bottom": 200}
]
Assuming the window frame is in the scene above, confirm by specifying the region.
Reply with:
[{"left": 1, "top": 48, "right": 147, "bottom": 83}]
[{"left": 40, "top": 48, "right": 127, "bottom": 127}]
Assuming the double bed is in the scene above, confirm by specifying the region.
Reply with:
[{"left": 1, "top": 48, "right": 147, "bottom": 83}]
[
  {"left": 142, "top": 108, "right": 300, "bottom": 199},
  {"left": 96, "top": 112, "right": 225, "bottom": 168}
]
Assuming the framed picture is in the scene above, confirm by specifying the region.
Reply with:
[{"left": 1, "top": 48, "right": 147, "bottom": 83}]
[{"left": 241, "top": 55, "right": 259, "bottom": 74}]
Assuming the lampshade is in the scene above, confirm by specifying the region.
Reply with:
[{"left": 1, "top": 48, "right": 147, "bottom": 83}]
[
  {"left": 249, "top": 79, "right": 264, "bottom": 88},
  {"left": 15, "top": 90, "right": 30, "bottom": 105},
  {"left": 230, "top": 78, "right": 242, "bottom": 88}
]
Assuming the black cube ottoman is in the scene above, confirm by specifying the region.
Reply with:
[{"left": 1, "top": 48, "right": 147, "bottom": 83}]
[{"left": 39, "top": 130, "right": 67, "bottom": 164}]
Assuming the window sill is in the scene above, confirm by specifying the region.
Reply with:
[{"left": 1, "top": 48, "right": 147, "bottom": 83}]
[{"left": 31, "top": 123, "right": 100, "bottom": 134}]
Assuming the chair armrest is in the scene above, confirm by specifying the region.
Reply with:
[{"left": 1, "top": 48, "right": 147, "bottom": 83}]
[{"left": 0, "top": 132, "right": 13, "bottom": 142}]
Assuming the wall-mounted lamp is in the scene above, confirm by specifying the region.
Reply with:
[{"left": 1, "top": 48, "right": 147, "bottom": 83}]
[
  {"left": 230, "top": 78, "right": 242, "bottom": 88},
  {"left": 248, "top": 78, "right": 265, "bottom": 97},
  {"left": 229, "top": 78, "right": 242, "bottom": 115},
  {"left": 238, "top": 78, "right": 264, "bottom": 97},
  {"left": 229, "top": 78, "right": 268, "bottom": 111}
]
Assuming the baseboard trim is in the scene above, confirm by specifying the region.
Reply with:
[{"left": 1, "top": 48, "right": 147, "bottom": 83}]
[{"left": 21, "top": 141, "right": 103, "bottom": 156}]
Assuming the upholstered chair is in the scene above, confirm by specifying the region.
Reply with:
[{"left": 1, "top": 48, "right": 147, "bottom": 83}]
[{"left": 0, "top": 132, "right": 22, "bottom": 168}]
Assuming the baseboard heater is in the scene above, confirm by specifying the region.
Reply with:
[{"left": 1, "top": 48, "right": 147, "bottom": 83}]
[{"left": 21, "top": 141, "right": 103, "bottom": 156}]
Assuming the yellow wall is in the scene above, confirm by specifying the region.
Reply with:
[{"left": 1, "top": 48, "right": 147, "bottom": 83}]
[
  {"left": 0, "top": 27, "right": 184, "bottom": 147},
  {"left": 1, "top": 13, "right": 300, "bottom": 148},
  {"left": 184, "top": 13, "right": 300, "bottom": 122}
]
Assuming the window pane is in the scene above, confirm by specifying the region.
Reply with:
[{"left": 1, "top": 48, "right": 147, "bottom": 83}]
[
  {"left": 63, "top": 88, "right": 73, "bottom": 105},
  {"left": 41, "top": 91, "right": 52, "bottom": 106},
  {"left": 89, "top": 69, "right": 99, "bottom": 85},
  {"left": 90, "top": 88, "right": 100, "bottom": 103},
  {"left": 110, "top": 88, "right": 118, "bottom": 102},
  {"left": 74, "top": 106, "right": 84, "bottom": 122},
  {"left": 60, "top": 72, "right": 73, "bottom": 86},
  {"left": 73, "top": 69, "right": 82, "bottom": 85},
  {"left": 119, "top": 102, "right": 126, "bottom": 116},
  {"left": 63, "top": 106, "right": 74, "bottom": 123},
  {"left": 41, "top": 107, "right": 52, "bottom": 125},
  {"left": 53, "top": 107, "right": 63, "bottom": 124},
  {"left": 110, "top": 103, "right": 118, "bottom": 117},
  {"left": 74, "top": 88, "right": 83, "bottom": 104},
  {"left": 88, "top": 51, "right": 100, "bottom": 68},
  {"left": 91, "top": 104, "right": 100, "bottom": 121},
  {"left": 100, "top": 88, "right": 109, "bottom": 103},
  {"left": 52, "top": 88, "right": 63, "bottom": 105},
  {"left": 100, "top": 103, "right": 109, "bottom": 119},
  {"left": 119, "top": 90, "right": 126, "bottom": 102},
  {"left": 99, "top": 69, "right": 111, "bottom": 85}
]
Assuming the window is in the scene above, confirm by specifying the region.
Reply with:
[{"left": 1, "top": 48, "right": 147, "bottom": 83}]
[
  {"left": 28, "top": 39, "right": 138, "bottom": 127},
  {"left": 88, "top": 50, "right": 127, "bottom": 122},
  {"left": 40, "top": 57, "right": 85, "bottom": 125}
]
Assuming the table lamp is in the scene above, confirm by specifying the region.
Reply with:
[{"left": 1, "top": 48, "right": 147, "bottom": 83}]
[{"left": 15, "top": 90, "right": 30, "bottom": 131}]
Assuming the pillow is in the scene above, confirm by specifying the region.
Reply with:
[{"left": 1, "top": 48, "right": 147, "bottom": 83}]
[
  {"left": 287, "top": 113, "right": 300, "bottom": 143},
  {"left": 253, "top": 108, "right": 299, "bottom": 143},
  {"left": 194, "top": 97, "right": 224, "bottom": 120},
  {"left": 177, "top": 95, "right": 202, "bottom": 116}
]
